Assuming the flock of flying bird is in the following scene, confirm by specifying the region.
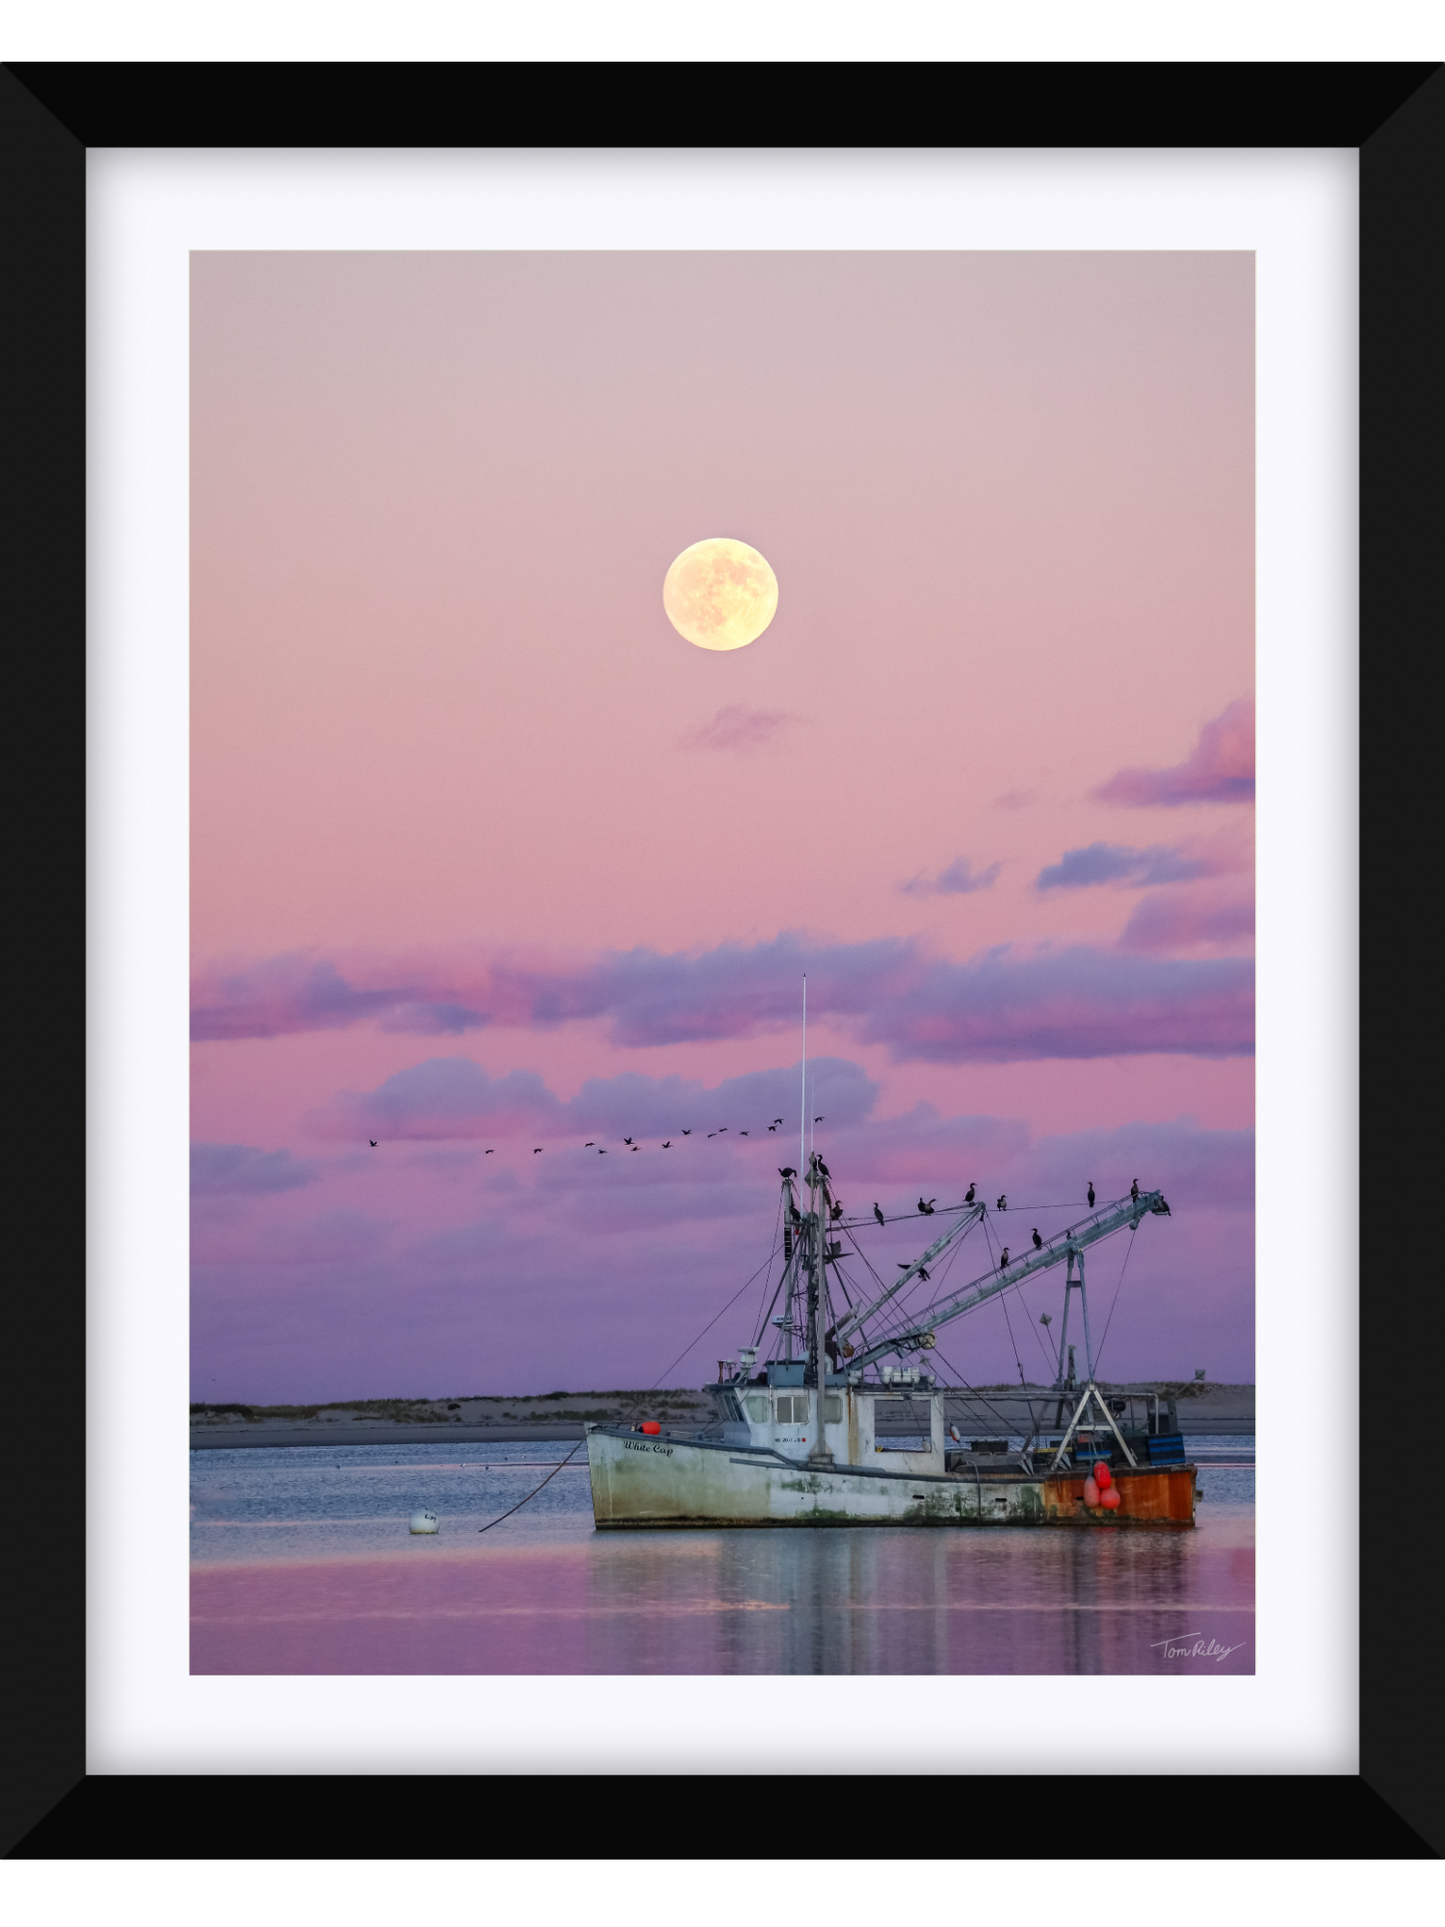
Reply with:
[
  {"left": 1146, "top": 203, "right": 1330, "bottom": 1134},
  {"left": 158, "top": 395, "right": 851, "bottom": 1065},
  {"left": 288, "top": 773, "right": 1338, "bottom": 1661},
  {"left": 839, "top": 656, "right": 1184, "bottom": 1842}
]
[{"left": 365, "top": 1129, "right": 1141, "bottom": 1271}]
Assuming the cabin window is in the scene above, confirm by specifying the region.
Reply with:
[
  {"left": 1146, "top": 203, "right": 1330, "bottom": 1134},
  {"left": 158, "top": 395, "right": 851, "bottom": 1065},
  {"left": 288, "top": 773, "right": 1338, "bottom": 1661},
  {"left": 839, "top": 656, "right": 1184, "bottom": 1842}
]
[
  {"left": 873, "top": 1396, "right": 932, "bottom": 1452},
  {"left": 775, "top": 1394, "right": 807, "bottom": 1423},
  {"left": 745, "top": 1395, "right": 768, "bottom": 1422},
  {"left": 823, "top": 1395, "right": 843, "bottom": 1423}
]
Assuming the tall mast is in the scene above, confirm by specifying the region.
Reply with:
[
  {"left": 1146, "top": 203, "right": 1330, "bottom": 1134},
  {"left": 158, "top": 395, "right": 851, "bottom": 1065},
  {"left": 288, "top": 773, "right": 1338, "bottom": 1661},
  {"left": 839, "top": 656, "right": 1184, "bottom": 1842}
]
[{"left": 800, "top": 974, "right": 806, "bottom": 1184}]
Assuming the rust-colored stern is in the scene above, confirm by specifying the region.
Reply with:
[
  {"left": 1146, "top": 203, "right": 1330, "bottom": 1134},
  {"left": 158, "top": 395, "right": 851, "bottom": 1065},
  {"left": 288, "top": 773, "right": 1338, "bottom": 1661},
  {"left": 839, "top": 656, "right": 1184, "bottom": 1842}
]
[{"left": 1042, "top": 1464, "right": 1196, "bottom": 1526}]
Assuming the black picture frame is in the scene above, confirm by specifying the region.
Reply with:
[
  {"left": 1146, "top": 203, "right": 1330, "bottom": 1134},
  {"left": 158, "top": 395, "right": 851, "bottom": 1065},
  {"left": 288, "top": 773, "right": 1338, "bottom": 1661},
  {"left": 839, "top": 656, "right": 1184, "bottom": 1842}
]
[{"left": 3, "top": 59, "right": 1438, "bottom": 1860}]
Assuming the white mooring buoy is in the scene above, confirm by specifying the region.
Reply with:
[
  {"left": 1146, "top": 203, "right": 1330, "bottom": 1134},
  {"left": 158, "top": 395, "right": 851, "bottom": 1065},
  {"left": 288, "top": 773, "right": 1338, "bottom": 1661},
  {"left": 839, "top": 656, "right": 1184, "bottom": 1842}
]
[{"left": 408, "top": 1509, "right": 439, "bottom": 1535}]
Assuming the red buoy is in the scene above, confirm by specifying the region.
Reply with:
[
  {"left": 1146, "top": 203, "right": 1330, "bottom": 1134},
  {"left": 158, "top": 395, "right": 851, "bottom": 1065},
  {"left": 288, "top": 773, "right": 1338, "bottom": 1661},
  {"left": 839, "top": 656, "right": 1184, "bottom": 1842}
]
[
  {"left": 641, "top": 1421, "right": 661, "bottom": 1435},
  {"left": 1082, "top": 1476, "right": 1100, "bottom": 1508},
  {"left": 1095, "top": 1460, "right": 1113, "bottom": 1490},
  {"left": 1101, "top": 1485, "right": 1122, "bottom": 1510}
]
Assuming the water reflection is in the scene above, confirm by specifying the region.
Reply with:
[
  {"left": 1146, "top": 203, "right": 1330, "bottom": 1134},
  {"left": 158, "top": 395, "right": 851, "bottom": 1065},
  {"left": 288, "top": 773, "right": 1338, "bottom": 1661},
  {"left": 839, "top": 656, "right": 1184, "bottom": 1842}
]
[{"left": 190, "top": 1441, "right": 1253, "bottom": 1676}]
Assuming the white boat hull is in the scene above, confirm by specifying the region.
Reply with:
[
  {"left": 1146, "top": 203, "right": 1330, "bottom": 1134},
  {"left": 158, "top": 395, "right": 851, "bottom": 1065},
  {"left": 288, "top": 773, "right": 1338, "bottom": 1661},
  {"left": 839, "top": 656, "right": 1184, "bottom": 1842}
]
[{"left": 585, "top": 1427, "right": 1196, "bottom": 1529}]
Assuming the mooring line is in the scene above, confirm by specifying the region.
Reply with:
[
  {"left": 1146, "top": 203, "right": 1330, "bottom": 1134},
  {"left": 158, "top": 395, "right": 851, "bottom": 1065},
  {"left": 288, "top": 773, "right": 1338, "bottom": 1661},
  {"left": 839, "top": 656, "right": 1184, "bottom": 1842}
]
[{"left": 476, "top": 1439, "right": 585, "bottom": 1533}]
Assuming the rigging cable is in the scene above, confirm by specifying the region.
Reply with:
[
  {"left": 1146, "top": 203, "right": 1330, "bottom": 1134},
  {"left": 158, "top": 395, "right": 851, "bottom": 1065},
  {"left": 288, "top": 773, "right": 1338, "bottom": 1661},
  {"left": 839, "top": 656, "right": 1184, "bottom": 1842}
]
[
  {"left": 650, "top": 1249, "right": 778, "bottom": 1390},
  {"left": 753, "top": 1190, "right": 785, "bottom": 1341},
  {"left": 1092, "top": 1224, "right": 1139, "bottom": 1376}
]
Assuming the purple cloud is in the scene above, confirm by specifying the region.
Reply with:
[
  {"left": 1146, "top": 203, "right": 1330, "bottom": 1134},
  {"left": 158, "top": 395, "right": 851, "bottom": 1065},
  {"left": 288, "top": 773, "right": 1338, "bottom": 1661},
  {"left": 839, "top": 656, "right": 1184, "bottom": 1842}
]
[
  {"left": 1095, "top": 698, "right": 1255, "bottom": 806},
  {"left": 858, "top": 946, "right": 1252, "bottom": 1062},
  {"left": 680, "top": 705, "right": 797, "bottom": 752},
  {"left": 1036, "top": 842, "right": 1210, "bottom": 890},
  {"left": 900, "top": 857, "right": 1002, "bottom": 898},
  {"left": 1122, "top": 889, "right": 1255, "bottom": 952},
  {"left": 307, "top": 1054, "right": 878, "bottom": 1141},
  {"left": 198, "top": 933, "right": 1252, "bottom": 1062},
  {"left": 191, "top": 1143, "right": 319, "bottom": 1196},
  {"left": 193, "top": 1093, "right": 1254, "bottom": 1399}
]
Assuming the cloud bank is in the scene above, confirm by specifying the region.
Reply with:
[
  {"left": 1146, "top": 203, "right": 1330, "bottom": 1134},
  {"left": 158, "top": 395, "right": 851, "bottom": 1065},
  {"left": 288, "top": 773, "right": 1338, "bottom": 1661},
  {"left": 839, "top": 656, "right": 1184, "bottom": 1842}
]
[
  {"left": 195, "top": 935, "right": 1253, "bottom": 1061},
  {"left": 1095, "top": 698, "right": 1254, "bottom": 806},
  {"left": 191, "top": 1143, "right": 319, "bottom": 1196}
]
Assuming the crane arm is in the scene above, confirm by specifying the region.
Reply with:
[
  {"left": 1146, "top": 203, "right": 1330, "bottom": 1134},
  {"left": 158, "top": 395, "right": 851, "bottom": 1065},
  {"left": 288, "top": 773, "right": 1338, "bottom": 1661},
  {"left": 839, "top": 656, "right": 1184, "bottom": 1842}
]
[
  {"left": 831, "top": 1204, "right": 986, "bottom": 1343},
  {"left": 845, "top": 1189, "right": 1170, "bottom": 1372}
]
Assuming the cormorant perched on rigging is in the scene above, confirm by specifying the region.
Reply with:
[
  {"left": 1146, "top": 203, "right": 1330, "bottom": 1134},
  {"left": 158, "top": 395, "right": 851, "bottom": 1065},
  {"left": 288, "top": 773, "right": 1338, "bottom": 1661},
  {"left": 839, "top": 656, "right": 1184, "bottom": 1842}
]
[
  {"left": 817, "top": 1159, "right": 831, "bottom": 1178},
  {"left": 964, "top": 1183, "right": 976, "bottom": 1204},
  {"left": 830, "top": 1201, "right": 844, "bottom": 1220},
  {"left": 996, "top": 1194, "right": 1008, "bottom": 1211},
  {"left": 873, "top": 1203, "right": 885, "bottom": 1226},
  {"left": 998, "top": 1247, "right": 1010, "bottom": 1269},
  {"left": 918, "top": 1197, "right": 936, "bottom": 1215},
  {"left": 898, "top": 1263, "right": 931, "bottom": 1281},
  {"left": 1087, "top": 1182, "right": 1095, "bottom": 1207},
  {"left": 1131, "top": 1178, "right": 1140, "bottom": 1202},
  {"left": 779, "top": 1166, "right": 796, "bottom": 1179},
  {"left": 1032, "top": 1228, "right": 1043, "bottom": 1250}
]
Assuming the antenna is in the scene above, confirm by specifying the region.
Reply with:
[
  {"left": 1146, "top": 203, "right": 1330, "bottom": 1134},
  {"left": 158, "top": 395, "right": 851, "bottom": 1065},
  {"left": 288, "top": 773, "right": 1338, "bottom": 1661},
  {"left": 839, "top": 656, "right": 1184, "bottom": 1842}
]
[{"left": 800, "top": 974, "right": 806, "bottom": 1179}]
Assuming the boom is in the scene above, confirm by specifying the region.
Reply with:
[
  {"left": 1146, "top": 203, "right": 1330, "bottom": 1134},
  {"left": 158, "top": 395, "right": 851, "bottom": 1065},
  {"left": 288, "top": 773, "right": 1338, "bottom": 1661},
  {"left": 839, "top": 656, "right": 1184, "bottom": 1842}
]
[{"left": 843, "top": 1189, "right": 1171, "bottom": 1373}]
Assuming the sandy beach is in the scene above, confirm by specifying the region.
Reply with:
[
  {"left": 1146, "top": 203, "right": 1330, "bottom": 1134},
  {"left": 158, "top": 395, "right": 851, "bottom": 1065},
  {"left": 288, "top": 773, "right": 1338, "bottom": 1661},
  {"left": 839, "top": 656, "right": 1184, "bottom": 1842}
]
[{"left": 190, "top": 1381, "right": 1254, "bottom": 1448}]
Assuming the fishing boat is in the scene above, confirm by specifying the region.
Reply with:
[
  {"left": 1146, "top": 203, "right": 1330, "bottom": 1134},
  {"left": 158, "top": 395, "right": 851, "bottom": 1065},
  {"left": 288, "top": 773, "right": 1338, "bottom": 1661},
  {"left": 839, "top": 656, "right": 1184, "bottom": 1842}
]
[{"left": 586, "top": 1153, "right": 1192, "bottom": 1531}]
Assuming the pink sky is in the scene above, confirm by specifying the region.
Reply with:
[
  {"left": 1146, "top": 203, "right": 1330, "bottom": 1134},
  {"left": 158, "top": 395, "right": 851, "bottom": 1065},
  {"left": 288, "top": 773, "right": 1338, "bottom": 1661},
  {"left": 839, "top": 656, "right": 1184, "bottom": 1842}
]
[{"left": 190, "top": 252, "right": 1254, "bottom": 1401}]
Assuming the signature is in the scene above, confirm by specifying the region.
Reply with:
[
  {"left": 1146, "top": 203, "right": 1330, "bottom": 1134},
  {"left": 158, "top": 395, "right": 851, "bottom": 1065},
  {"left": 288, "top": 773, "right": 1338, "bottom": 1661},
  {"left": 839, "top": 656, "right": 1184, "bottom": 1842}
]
[{"left": 1150, "top": 1630, "right": 1249, "bottom": 1663}]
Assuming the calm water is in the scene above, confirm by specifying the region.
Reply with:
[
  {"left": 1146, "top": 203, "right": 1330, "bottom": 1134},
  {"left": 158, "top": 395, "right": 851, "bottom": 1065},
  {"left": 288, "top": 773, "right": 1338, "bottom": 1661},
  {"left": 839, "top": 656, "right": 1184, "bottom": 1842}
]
[{"left": 190, "top": 1439, "right": 1254, "bottom": 1674}]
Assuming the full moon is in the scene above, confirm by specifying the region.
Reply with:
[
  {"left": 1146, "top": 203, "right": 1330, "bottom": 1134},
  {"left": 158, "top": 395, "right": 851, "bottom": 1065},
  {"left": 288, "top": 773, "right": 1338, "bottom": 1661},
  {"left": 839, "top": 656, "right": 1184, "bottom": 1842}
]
[{"left": 662, "top": 538, "right": 778, "bottom": 651}]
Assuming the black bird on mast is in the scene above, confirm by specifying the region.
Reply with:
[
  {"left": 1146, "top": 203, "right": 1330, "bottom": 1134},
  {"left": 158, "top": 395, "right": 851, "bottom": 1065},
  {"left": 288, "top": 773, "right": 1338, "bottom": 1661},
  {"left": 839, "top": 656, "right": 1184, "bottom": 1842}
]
[
  {"left": 1131, "top": 1178, "right": 1140, "bottom": 1202},
  {"left": 1032, "top": 1228, "right": 1043, "bottom": 1250},
  {"left": 996, "top": 1194, "right": 1008, "bottom": 1211},
  {"left": 873, "top": 1203, "right": 885, "bottom": 1226},
  {"left": 964, "top": 1183, "right": 976, "bottom": 1204},
  {"left": 998, "top": 1247, "right": 1010, "bottom": 1269},
  {"left": 918, "top": 1197, "right": 936, "bottom": 1215},
  {"left": 779, "top": 1167, "right": 796, "bottom": 1179},
  {"left": 1087, "top": 1182, "right": 1095, "bottom": 1207},
  {"left": 830, "top": 1201, "right": 844, "bottom": 1221}
]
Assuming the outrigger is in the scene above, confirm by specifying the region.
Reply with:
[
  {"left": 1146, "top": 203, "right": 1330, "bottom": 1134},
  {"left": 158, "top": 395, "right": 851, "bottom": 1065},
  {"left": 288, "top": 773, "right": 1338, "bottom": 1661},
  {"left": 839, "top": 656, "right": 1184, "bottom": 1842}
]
[{"left": 586, "top": 1155, "right": 1194, "bottom": 1529}]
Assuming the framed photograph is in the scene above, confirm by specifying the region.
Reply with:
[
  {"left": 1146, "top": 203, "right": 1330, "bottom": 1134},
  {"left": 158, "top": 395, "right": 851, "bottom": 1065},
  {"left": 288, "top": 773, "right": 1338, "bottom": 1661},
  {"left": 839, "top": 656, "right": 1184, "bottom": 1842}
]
[{"left": 6, "top": 58, "right": 1438, "bottom": 1857}]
